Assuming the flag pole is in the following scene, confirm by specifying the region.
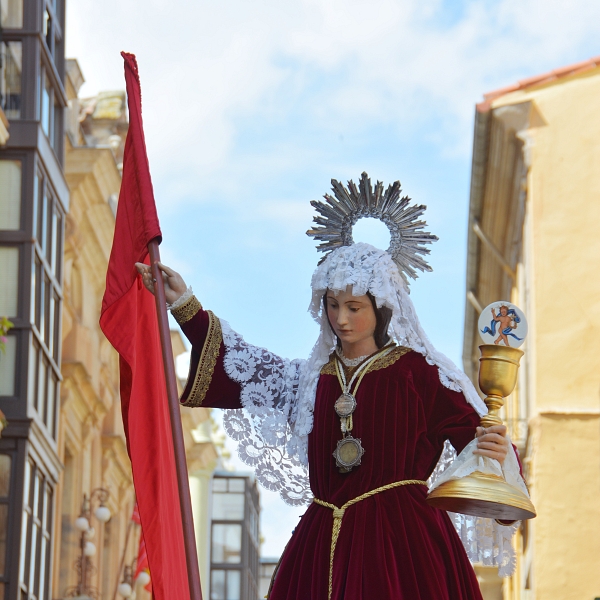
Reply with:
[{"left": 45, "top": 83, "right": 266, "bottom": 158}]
[{"left": 148, "top": 238, "right": 203, "bottom": 600}]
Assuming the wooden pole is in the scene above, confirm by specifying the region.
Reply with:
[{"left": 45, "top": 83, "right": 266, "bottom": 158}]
[{"left": 148, "top": 238, "right": 203, "bottom": 600}]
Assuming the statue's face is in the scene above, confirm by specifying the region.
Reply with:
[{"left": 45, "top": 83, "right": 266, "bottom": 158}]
[
  {"left": 325, "top": 287, "right": 377, "bottom": 355},
  {"left": 500, "top": 307, "right": 508, "bottom": 316}
]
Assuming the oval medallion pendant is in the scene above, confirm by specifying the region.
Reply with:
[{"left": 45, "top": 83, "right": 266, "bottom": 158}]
[
  {"left": 333, "top": 436, "right": 365, "bottom": 472},
  {"left": 334, "top": 393, "right": 357, "bottom": 418}
]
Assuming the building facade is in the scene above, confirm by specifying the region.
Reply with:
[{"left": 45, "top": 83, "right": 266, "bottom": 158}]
[
  {"left": 210, "top": 473, "right": 260, "bottom": 600},
  {"left": 0, "top": 2, "right": 221, "bottom": 598},
  {"left": 463, "top": 57, "right": 600, "bottom": 600},
  {"left": 0, "top": 1, "right": 69, "bottom": 598}
]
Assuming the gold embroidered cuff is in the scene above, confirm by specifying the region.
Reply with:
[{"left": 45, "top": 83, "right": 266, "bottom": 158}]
[
  {"left": 180, "top": 310, "right": 222, "bottom": 407},
  {"left": 171, "top": 295, "right": 202, "bottom": 325}
]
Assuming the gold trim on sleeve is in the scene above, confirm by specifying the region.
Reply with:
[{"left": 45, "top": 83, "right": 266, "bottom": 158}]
[
  {"left": 180, "top": 310, "right": 222, "bottom": 407},
  {"left": 171, "top": 295, "right": 202, "bottom": 325}
]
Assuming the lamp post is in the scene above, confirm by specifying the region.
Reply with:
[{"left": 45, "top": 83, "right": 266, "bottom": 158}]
[
  {"left": 117, "top": 564, "right": 135, "bottom": 599},
  {"left": 65, "top": 488, "right": 112, "bottom": 599},
  {"left": 116, "top": 557, "right": 152, "bottom": 598}
]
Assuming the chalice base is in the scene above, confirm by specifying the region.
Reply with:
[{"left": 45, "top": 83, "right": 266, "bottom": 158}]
[{"left": 427, "top": 471, "right": 536, "bottom": 521}]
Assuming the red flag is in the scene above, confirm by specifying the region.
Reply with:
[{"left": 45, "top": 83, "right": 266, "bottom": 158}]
[{"left": 100, "top": 53, "right": 190, "bottom": 600}]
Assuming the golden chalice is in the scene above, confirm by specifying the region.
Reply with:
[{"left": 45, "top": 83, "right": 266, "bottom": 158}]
[{"left": 427, "top": 302, "right": 536, "bottom": 521}]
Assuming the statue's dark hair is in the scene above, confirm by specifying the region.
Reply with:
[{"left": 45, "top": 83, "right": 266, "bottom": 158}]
[{"left": 323, "top": 291, "right": 392, "bottom": 349}]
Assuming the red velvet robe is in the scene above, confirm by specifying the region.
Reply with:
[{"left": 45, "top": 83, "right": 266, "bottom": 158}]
[{"left": 180, "top": 308, "right": 484, "bottom": 600}]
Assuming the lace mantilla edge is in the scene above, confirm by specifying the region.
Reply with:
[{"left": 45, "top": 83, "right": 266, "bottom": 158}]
[
  {"left": 219, "top": 320, "right": 312, "bottom": 507},
  {"left": 180, "top": 311, "right": 222, "bottom": 408}
]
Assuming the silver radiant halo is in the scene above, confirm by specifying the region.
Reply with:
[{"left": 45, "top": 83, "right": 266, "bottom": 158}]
[{"left": 306, "top": 172, "right": 438, "bottom": 282}]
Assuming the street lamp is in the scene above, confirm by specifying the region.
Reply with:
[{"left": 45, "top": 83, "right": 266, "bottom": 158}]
[
  {"left": 65, "top": 488, "right": 112, "bottom": 599},
  {"left": 116, "top": 559, "right": 151, "bottom": 598}
]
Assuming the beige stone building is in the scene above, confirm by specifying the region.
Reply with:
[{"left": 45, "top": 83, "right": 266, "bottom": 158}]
[{"left": 463, "top": 56, "right": 600, "bottom": 600}]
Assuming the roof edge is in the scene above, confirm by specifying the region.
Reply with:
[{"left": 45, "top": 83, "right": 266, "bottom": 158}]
[{"left": 477, "top": 55, "right": 600, "bottom": 113}]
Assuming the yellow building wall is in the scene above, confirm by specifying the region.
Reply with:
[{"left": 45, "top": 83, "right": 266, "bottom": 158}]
[{"left": 491, "top": 67, "right": 600, "bottom": 599}]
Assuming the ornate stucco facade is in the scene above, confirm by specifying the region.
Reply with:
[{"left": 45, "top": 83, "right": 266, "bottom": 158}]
[{"left": 463, "top": 57, "right": 600, "bottom": 600}]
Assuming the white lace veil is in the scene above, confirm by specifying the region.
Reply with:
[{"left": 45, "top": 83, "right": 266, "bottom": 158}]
[{"left": 293, "top": 242, "right": 487, "bottom": 454}]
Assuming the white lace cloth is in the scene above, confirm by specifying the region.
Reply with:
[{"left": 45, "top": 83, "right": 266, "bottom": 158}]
[
  {"left": 175, "top": 244, "right": 524, "bottom": 574},
  {"left": 430, "top": 442, "right": 520, "bottom": 577}
]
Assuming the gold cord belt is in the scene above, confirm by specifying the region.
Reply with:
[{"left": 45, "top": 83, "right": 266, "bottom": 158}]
[{"left": 313, "top": 479, "right": 428, "bottom": 600}]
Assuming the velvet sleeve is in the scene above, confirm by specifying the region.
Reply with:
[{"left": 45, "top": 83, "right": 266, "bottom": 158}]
[
  {"left": 173, "top": 297, "right": 242, "bottom": 409},
  {"left": 417, "top": 357, "right": 481, "bottom": 456}
]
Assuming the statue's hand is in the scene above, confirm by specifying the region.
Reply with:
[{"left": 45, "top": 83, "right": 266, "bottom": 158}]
[
  {"left": 134, "top": 262, "right": 188, "bottom": 305},
  {"left": 473, "top": 425, "right": 509, "bottom": 465}
]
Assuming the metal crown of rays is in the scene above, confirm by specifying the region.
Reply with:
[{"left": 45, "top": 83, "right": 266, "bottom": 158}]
[{"left": 306, "top": 172, "right": 439, "bottom": 282}]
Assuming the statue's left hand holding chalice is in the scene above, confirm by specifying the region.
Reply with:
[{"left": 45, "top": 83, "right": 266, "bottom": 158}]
[{"left": 427, "top": 301, "right": 536, "bottom": 521}]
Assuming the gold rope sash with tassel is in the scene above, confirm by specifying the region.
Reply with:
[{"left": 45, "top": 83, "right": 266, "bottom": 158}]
[{"left": 313, "top": 479, "right": 428, "bottom": 600}]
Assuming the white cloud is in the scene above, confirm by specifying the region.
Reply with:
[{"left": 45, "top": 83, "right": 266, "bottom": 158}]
[{"left": 69, "top": 0, "right": 600, "bottom": 189}]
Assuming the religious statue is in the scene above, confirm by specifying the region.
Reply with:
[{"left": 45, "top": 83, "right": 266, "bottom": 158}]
[{"left": 136, "top": 172, "right": 528, "bottom": 599}]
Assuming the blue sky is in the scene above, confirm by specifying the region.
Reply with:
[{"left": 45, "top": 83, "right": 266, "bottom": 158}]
[{"left": 67, "top": 0, "right": 600, "bottom": 556}]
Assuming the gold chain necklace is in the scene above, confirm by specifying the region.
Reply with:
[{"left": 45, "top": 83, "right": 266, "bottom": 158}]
[{"left": 332, "top": 344, "right": 395, "bottom": 472}]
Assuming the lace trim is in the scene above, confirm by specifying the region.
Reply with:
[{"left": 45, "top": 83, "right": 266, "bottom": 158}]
[
  {"left": 171, "top": 294, "right": 202, "bottom": 325},
  {"left": 168, "top": 285, "right": 194, "bottom": 310},
  {"left": 321, "top": 346, "right": 411, "bottom": 375},
  {"left": 335, "top": 348, "right": 370, "bottom": 367},
  {"left": 428, "top": 440, "right": 519, "bottom": 576},
  {"left": 219, "top": 320, "right": 312, "bottom": 506},
  {"left": 180, "top": 310, "right": 222, "bottom": 407}
]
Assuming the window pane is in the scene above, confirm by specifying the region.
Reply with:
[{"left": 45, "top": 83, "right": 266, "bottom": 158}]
[
  {"left": 50, "top": 209, "right": 57, "bottom": 269},
  {"left": 228, "top": 479, "right": 245, "bottom": 493},
  {"left": 211, "top": 570, "right": 225, "bottom": 600},
  {"left": 53, "top": 212, "right": 62, "bottom": 278},
  {"left": 46, "top": 286, "right": 54, "bottom": 351},
  {"left": 37, "top": 359, "right": 47, "bottom": 414},
  {"left": 32, "top": 170, "right": 39, "bottom": 235},
  {"left": 18, "top": 508, "right": 28, "bottom": 581},
  {"left": 33, "top": 472, "right": 41, "bottom": 518},
  {"left": 43, "top": 10, "right": 53, "bottom": 55},
  {"left": 0, "top": 456, "right": 11, "bottom": 496},
  {"left": 0, "top": 42, "right": 22, "bottom": 119},
  {"left": 212, "top": 493, "right": 244, "bottom": 521},
  {"left": 28, "top": 340, "right": 39, "bottom": 406},
  {"left": 23, "top": 460, "right": 31, "bottom": 506},
  {"left": 41, "top": 73, "right": 51, "bottom": 137},
  {"left": 213, "top": 479, "right": 227, "bottom": 492},
  {"left": 28, "top": 520, "right": 38, "bottom": 592},
  {"left": 45, "top": 374, "right": 55, "bottom": 436},
  {"left": 38, "top": 186, "right": 48, "bottom": 253},
  {"left": 0, "top": 246, "right": 19, "bottom": 316},
  {"left": 226, "top": 570, "right": 241, "bottom": 600},
  {"left": 0, "top": 160, "right": 21, "bottom": 229},
  {"left": 30, "top": 258, "right": 36, "bottom": 322},
  {"left": 212, "top": 524, "right": 242, "bottom": 564},
  {"left": 0, "top": 505, "right": 7, "bottom": 575},
  {"left": 35, "top": 257, "right": 43, "bottom": 329},
  {"left": 38, "top": 532, "right": 47, "bottom": 600},
  {"left": 52, "top": 293, "right": 60, "bottom": 360},
  {"left": 0, "top": 0, "right": 23, "bottom": 27},
  {"left": 0, "top": 336, "right": 17, "bottom": 396}
]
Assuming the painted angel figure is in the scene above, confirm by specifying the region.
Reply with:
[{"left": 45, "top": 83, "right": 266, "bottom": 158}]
[
  {"left": 482, "top": 305, "right": 523, "bottom": 346},
  {"left": 136, "top": 174, "right": 527, "bottom": 600}
]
